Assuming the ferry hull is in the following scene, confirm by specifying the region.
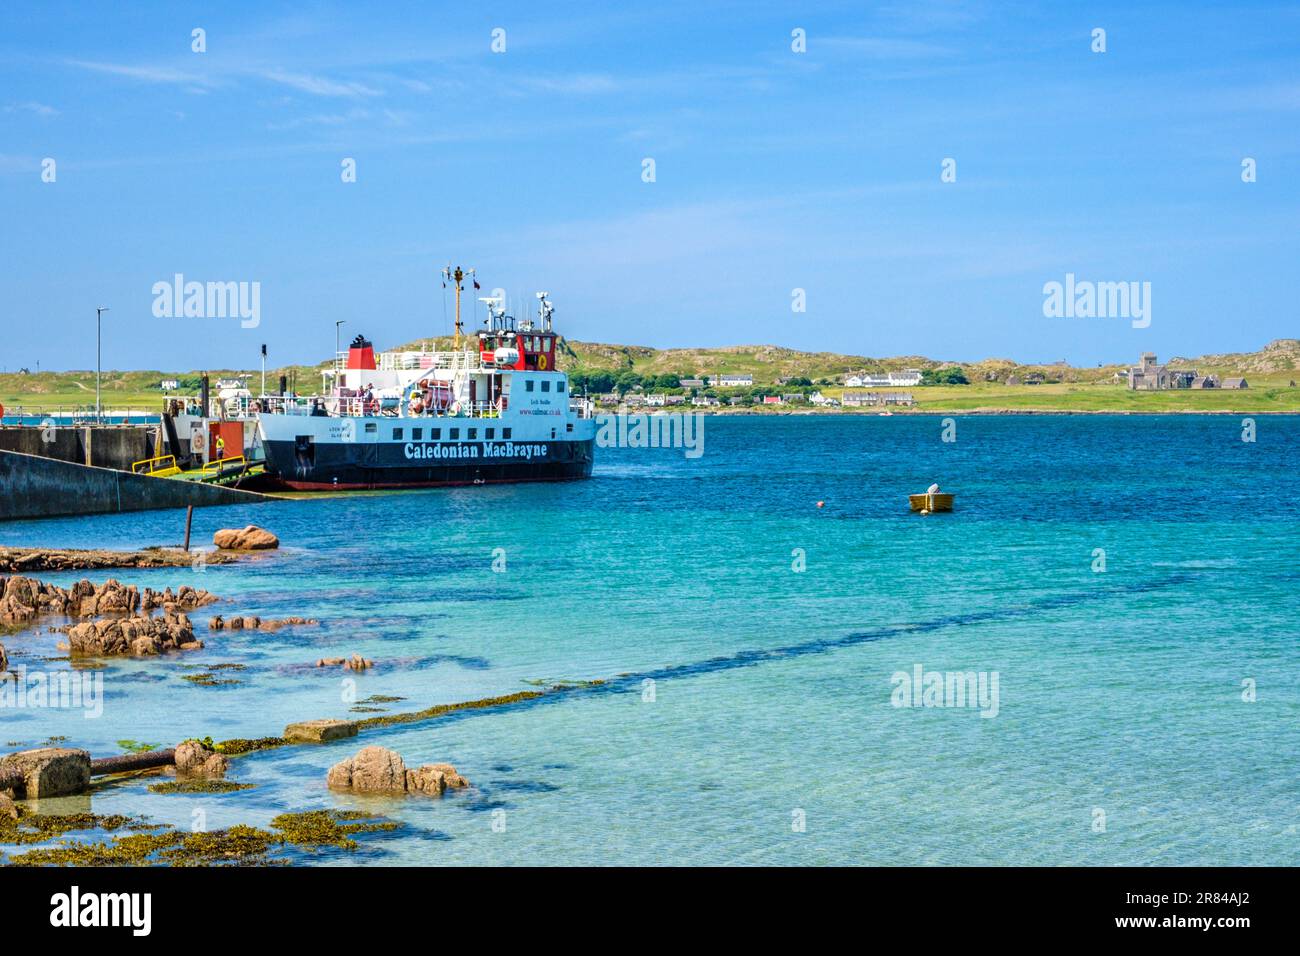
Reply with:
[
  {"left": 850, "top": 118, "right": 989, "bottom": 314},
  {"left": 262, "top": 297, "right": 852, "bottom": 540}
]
[{"left": 260, "top": 437, "right": 594, "bottom": 491}]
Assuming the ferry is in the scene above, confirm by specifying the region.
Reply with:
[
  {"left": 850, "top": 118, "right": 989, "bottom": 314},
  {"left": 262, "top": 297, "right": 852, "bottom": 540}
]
[{"left": 255, "top": 275, "right": 596, "bottom": 490}]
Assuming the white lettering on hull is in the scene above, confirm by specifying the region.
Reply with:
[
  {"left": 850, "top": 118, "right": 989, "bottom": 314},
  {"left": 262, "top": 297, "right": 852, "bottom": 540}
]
[{"left": 403, "top": 442, "right": 550, "bottom": 461}]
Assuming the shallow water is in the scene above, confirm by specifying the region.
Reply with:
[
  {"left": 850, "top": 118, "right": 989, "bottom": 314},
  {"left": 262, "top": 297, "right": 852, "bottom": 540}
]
[{"left": 3, "top": 415, "right": 1298, "bottom": 865}]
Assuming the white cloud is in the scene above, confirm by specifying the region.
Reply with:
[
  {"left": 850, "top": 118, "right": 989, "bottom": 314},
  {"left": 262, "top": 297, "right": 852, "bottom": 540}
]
[
  {"left": 259, "top": 69, "right": 381, "bottom": 98},
  {"left": 67, "top": 59, "right": 214, "bottom": 88},
  {"left": 4, "top": 101, "right": 59, "bottom": 117}
]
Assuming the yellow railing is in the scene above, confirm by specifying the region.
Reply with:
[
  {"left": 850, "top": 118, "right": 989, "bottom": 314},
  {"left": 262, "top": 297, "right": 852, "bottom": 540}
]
[
  {"left": 131, "top": 455, "right": 181, "bottom": 477},
  {"left": 196, "top": 455, "right": 247, "bottom": 477}
]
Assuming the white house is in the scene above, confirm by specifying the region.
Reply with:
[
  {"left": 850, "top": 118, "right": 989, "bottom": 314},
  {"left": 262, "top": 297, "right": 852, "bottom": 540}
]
[
  {"left": 852, "top": 369, "right": 923, "bottom": 387},
  {"left": 718, "top": 374, "right": 753, "bottom": 387}
]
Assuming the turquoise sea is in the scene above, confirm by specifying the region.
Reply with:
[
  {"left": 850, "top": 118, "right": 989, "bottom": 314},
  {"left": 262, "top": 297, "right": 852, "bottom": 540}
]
[{"left": 2, "top": 415, "right": 1298, "bottom": 865}]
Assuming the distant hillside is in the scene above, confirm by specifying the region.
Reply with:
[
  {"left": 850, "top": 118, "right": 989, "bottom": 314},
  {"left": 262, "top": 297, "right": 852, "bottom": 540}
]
[
  {"left": 393, "top": 337, "right": 1120, "bottom": 385},
  {"left": 2, "top": 337, "right": 1295, "bottom": 411},
  {"left": 1169, "top": 339, "right": 1300, "bottom": 376}
]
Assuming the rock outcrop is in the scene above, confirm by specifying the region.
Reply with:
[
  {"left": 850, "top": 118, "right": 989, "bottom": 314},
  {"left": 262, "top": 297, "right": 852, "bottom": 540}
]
[
  {"left": 326, "top": 746, "right": 469, "bottom": 797},
  {"left": 0, "top": 642, "right": 7, "bottom": 673},
  {"left": 208, "top": 615, "right": 317, "bottom": 632},
  {"left": 316, "top": 653, "right": 373, "bottom": 670},
  {"left": 0, "top": 545, "right": 235, "bottom": 573},
  {"left": 213, "top": 526, "right": 279, "bottom": 551},
  {"left": 0, "top": 575, "right": 217, "bottom": 628},
  {"left": 63, "top": 610, "right": 200, "bottom": 657},
  {"left": 0, "top": 747, "right": 92, "bottom": 798},
  {"left": 283, "top": 719, "right": 359, "bottom": 743},
  {"left": 173, "top": 740, "right": 229, "bottom": 778}
]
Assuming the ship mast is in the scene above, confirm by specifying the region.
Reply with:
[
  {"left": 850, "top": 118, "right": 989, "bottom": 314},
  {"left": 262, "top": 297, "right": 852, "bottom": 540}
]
[{"left": 441, "top": 264, "right": 476, "bottom": 349}]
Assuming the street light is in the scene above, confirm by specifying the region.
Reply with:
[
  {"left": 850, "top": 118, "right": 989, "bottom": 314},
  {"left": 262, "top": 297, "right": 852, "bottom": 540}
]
[
  {"left": 335, "top": 320, "right": 346, "bottom": 363},
  {"left": 95, "top": 306, "right": 109, "bottom": 422}
]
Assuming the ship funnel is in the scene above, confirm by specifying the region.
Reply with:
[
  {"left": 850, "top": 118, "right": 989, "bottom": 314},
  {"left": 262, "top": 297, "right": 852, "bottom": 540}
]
[{"left": 346, "top": 334, "right": 376, "bottom": 370}]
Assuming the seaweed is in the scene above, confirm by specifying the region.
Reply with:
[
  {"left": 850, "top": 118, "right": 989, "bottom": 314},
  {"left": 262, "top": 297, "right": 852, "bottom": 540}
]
[
  {"left": 2, "top": 807, "right": 399, "bottom": 866},
  {"left": 182, "top": 673, "right": 241, "bottom": 687},
  {"left": 354, "top": 689, "right": 550, "bottom": 730},
  {"left": 147, "top": 780, "right": 255, "bottom": 795},
  {"left": 212, "top": 736, "right": 286, "bottom": 756},
  {"left": 117, "top": 739, "right": 160, "bottom": 754}
]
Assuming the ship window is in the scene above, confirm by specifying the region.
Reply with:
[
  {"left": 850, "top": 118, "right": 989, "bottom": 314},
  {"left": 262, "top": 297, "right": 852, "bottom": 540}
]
[
  {"left": 365, "top": 423, "right": 377, "bottom": 434},
  {"left": 431, "top": 428, "right": 441, "bottom": 440},
  {"left": 392, "top": 428, "right": 403, "bottom": 440},
  {"left": 557, "top": 381, "right": 566, "bottom": 393},
  {"left": 567, "top": 423, "right": 574, "bottom": 433},
  {"left": 541, "top": 381, "right": 550, "bottom": 393},
  {"left": 526, "top": 380, "right": 535, "bottom": 392},
  {"left": 503, "top": 428, "right": 512, "bottom": 439},
  {"left": 468, "top": 428, "right": 477, "bottom": 440},
  {"left": 413, "top": 428, "right": 422, "bottom": 440},
  {"left": 449, "top": 428, "right": 459, "bottom": 440},
  {"left": 486, "top": 428, "right": 495, "bottom": 439}
]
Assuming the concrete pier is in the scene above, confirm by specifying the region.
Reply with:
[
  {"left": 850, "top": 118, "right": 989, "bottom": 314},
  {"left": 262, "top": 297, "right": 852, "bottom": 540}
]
[
  {"left": 0, "top": 423, "right": 162, "bottom": 470},
  {"left": 0, "top": 449, "right": 271, "bottom": 521}
]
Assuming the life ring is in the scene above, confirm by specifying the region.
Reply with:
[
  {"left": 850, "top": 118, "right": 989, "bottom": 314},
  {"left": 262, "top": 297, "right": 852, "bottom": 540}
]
[{"left": 537, "top": 354, "right": 548, "bottom": 370}]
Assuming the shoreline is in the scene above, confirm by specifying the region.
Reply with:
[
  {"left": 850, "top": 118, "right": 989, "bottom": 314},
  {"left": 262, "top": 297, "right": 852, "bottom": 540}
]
[{"left": 629, "top": 407, "right": 1300, "bottom": 416}]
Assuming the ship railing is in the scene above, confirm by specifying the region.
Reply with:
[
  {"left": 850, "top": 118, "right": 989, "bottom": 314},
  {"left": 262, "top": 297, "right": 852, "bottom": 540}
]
[
  {"left": 332, "top": 350, "right": 483, "bottom": 373},
  {"left": 196, "top": 455, "right": 247, "bottom": 478},
  {"left": 131, "top": 454, "right": 181, "bottom": 476},
  {"left": 569, "top": 398, "right": 595, "bottom": 419},
  {"left": 379, "top": 350, "right": 482, "bottom": 372}
]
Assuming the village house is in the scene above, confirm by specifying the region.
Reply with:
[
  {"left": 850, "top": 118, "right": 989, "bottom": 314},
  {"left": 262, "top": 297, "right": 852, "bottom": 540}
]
[
  {"left": 718, "top": 374, "right": 753, "bottom": 387},
  {"left": 690, "top": 396, "right": 721, "bottom": 407},
  {"left": 1222, "top": 377, "right": 1249, "bottom": 389},
  {"left": 679, "top": 377, "right": 706, "bottom": 388},
  {"left": 665, "top": 395, "right": 687, "bottom": 406},
  {"left": 842, "top": 390, "right": 916, "bottom": 407},
  {"left": 844, "top": 370, "right": 923, "bottom": 388},
  {"left": 761, "top": 395, "right": 783, "bottom": 405},
  {"left": 645, "top": 394, "right": 667, "bottom": 407}
]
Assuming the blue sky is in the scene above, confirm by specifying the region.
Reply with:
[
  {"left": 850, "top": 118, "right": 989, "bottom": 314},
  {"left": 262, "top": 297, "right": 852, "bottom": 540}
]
[{"left": 2, "top": 1, "right": 1298, "bottom": 371}]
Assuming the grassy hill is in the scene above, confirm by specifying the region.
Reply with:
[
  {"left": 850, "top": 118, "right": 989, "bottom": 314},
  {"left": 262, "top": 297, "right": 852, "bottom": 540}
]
[{"left": 2, "top": 338, "right": 1297, "bottom": 414}]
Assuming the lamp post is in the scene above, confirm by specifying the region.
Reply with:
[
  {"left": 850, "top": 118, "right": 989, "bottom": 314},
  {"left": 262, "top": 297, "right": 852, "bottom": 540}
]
[
  {"left": 335, "top": 320, "right": 345, "bottom": 363},
  {"left": 260, "top": 343, "right": 267, "bottom": 398},
  {"left": 95, "top": 306, "right": 109, "bottom": 422}
]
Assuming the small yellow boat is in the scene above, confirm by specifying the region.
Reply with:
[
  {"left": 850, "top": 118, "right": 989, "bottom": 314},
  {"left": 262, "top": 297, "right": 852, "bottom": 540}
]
[{"left": 909, "top": 492, "right": 954, "bottom": 513}]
